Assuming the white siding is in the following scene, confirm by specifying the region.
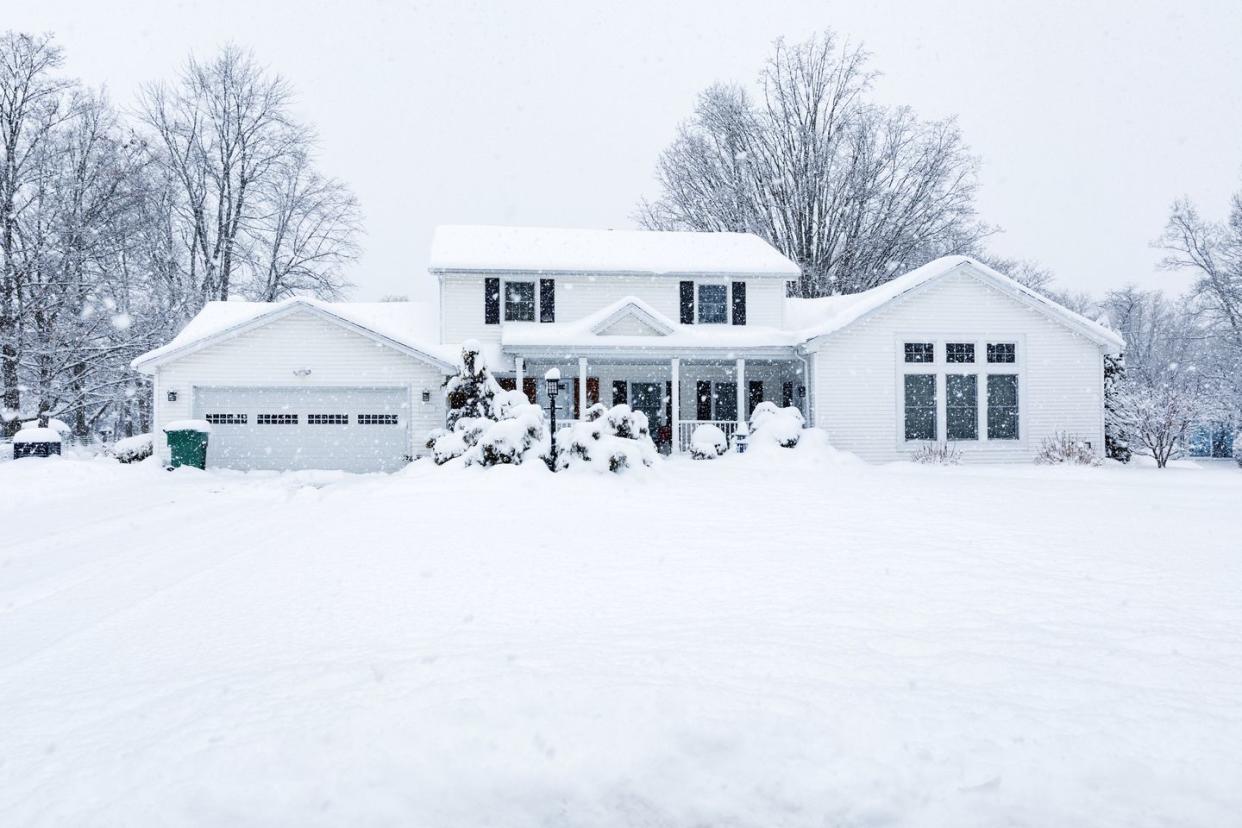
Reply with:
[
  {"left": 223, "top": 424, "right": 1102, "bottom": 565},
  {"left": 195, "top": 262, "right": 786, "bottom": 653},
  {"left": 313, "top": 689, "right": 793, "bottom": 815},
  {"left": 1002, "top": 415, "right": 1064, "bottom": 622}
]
[
  {"left": 810, "top": 269, "right": 1106, "bottom": 463},
  {"left": 438, "top": 272, "right": 786, "bottom": 342},
  {"left": 151, "top": 309, "right": 447, "bottom": 463}
]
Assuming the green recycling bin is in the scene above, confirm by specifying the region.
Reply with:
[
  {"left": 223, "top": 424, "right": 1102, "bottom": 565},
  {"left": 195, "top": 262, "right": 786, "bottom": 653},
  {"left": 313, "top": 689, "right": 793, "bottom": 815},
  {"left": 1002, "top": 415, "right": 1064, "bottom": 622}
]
[{"left": 164, "top": 421, "right": 211, "bottom": 469}]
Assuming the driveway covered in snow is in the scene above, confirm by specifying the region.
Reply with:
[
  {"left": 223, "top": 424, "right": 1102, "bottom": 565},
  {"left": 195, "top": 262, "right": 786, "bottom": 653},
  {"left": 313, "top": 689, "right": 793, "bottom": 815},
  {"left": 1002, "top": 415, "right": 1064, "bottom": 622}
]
[{"left": 1, "top": 454, "right": 1239, "bottom": 825}]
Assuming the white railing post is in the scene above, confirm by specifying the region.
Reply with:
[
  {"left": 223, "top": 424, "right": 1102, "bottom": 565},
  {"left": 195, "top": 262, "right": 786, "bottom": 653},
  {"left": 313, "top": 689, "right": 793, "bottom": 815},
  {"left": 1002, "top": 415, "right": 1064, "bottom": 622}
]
[{"left": 671, "top": 357, "right": 681, "bottom": 453}]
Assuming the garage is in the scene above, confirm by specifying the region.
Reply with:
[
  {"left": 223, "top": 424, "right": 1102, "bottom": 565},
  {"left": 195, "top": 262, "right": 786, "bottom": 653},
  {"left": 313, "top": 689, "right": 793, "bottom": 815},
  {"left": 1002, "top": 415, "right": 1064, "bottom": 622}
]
[{"left": 193, "top": 386, "right": 411, "bottom": 472}]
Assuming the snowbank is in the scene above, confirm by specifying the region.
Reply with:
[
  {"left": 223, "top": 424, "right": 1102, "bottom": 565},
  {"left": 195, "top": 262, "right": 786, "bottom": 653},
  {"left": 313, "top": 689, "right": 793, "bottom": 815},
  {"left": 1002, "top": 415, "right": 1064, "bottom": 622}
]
[{"left": 20, "top": 418, "right": 71, "bottom": 435}]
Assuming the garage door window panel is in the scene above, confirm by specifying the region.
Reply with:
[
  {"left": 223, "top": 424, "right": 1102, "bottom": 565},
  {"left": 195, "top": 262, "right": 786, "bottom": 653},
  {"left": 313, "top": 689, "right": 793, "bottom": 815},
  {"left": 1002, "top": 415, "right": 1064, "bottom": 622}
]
[{"left": 257, "top": 414, "right": 298, "bottom": 425}]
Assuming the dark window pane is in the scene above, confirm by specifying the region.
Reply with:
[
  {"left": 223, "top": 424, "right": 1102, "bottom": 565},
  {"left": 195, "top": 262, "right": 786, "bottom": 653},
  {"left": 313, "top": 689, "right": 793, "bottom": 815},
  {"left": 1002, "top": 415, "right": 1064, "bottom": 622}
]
[
  {"left": 504, "top": 281, "right": 536, "bottom": 321},
  {"left": 946, "top": 374, "right": 977, "bottom": 440},
  {"left": 697, "top": 284, "right": 728, "bottom": 324},
  {"left": 946, "top": 343, "right": 975, "bottom": 363},
  {"left": 714, "top": 382, "right": 737, "bottom": 421},
  {"left": 904, "top": 342, "right": 934, "bottom": 363},
  {"left": 904, "top": 374, "right": 936, "bottom": 440},
  {"left": 987, "top": 343, "right": 1016, "bottom": 363},
  {"left": 987, "top": 374, "right": 1020, "bottom": 439}
]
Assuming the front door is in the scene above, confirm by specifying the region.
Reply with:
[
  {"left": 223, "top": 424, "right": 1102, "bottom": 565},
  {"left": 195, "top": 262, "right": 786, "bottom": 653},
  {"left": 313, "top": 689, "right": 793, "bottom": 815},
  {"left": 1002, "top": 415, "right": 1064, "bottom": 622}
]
[{"left": 629, "top": 382, "right": 668, "bottom": 450}]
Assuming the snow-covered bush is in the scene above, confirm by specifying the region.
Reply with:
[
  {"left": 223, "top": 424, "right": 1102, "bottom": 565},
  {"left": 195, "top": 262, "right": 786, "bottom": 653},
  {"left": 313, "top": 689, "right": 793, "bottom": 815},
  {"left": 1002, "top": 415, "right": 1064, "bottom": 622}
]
[
  {"left": 428, "top": 343, "right": 506, "bottom": 464},
  {"left": 1034, "top": 432, "right": 1102, "bottom": 466},
  {"left": 1235, "top": 431, "right": 1242, "bottom": 468},
  {"left": 1110, "top": 378, "right": 1201, "bottom": 469},
  {"left": 689, "top": 423, "right": 728, "bottom": 459},
  {"left": 111, "top": 433, "right": 154, "bottom": 464},
  {"left": 463, "top": 392, "right": 546, "bottom": 467},
  {"left": 747, "top": 401, "right": 805, "bottom": 449},
  {"left": 555, "top": 404, "right": 656, "bottom": 473},
  {"left": 911, "top": 442, "right": 962, "bottom": 465}
]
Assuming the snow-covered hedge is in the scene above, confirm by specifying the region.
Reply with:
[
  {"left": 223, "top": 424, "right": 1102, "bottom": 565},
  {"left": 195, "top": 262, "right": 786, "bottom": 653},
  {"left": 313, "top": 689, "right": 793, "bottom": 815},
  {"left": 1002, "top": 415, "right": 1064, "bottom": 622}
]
[
  {"left": 555, "top": 404, "right": 656, "bottom": 473},
  {"left": 111, "top": 433, "right": 154, "bottom": 464},
  {"left": 1034, "top": 432, "right": 1102, "bottom": 467},
  {"left": 427, "top": 344, "right": 548, "bottom": 467},
  {"left": 911, "top": 443, "right": 962, "bottom": 465},
  {"left": 747, "top": 402, "right": 805, "bottom": 449},
  {"left": 689, "top": 423, "right": 728, "bottom": 460}
]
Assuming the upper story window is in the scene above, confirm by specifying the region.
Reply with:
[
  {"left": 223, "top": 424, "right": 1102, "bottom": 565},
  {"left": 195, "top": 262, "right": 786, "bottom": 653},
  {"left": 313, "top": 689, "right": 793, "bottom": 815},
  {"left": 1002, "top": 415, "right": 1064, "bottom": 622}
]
[
  {"left": 904, "top": 342, "right": 934, "bottom": 363},
  {"left": 697, "top": 284, "right": 728, "bottom": 324},
  {"left": 504, "top": 281, "right": 536, "bottom": 321},
  {"left": 987, "top": 342, "right": 1016, "bottom": 363},
  {"left": 946, "top": 343, "right": 975, "bottom": 363}
]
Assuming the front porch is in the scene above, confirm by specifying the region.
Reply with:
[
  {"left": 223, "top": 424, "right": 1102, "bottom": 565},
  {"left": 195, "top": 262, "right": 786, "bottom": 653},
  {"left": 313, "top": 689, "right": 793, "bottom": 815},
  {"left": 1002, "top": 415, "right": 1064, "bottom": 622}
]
[{"left": 501, "top": 353, "right": 808, "bottom": 453}]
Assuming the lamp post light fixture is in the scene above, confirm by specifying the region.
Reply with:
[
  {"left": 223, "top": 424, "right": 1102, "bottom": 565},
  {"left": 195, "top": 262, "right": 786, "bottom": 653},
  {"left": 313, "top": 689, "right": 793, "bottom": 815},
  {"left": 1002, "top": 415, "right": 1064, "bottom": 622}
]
[{"left": 544, "top": 368, "right": 562, "bottom": 471}]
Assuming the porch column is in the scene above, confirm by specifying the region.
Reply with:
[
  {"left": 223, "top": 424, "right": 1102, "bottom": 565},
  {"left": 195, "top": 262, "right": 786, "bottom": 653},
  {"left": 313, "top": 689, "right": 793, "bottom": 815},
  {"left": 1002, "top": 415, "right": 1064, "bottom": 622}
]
[
  {"left": 671, "top": 357, "right": 681, "bottom": 453},
  {"left": 514, "top": 356, "right": 524, "bottom": 389},
  {"left": 736, "top": 358, "right": 746, "bottom": 426},
  {"left": 578, "top": 357, "right": 588, "bottom": 419}
]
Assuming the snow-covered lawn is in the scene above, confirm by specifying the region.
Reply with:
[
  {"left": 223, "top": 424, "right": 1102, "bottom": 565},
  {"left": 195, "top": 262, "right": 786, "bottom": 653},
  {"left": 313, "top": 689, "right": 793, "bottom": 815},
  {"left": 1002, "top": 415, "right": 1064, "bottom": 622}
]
[{"left": 1, "top": 452, "right": 1239, "bottom": 826}]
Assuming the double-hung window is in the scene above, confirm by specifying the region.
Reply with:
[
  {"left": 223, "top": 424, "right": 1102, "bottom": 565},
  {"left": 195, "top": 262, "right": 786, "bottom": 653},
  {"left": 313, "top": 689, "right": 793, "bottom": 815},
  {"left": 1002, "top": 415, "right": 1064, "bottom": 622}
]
[
  {"left": 697, "top": 284, "right": 728, "bottom": 324},
  {"left": 504, "top": 281, "right": 536, "bottom": 321},
  {"left": 987, "top": 375, "right": 1020, "bottom": 439},
  {"left": 946, "top": 374, "right": 978, "bottom": 440}
]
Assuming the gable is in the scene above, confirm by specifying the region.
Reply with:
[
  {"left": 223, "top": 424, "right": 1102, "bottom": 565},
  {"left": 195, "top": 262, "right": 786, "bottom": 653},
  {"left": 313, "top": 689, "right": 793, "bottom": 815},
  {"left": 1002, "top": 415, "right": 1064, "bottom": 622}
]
[
  {"left": 587, "top": 299, "right": 676, "bottom": 337},
  {"left": 595, "top": 314, "right": 668, "bottom": 337}
]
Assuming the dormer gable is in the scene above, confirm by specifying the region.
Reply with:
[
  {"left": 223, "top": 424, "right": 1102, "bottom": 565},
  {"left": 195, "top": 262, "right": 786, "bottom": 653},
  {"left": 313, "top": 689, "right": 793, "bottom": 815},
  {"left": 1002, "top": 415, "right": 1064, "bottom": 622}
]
[{"left": 590, "top": 298, "right": 677, "bottom": 337}]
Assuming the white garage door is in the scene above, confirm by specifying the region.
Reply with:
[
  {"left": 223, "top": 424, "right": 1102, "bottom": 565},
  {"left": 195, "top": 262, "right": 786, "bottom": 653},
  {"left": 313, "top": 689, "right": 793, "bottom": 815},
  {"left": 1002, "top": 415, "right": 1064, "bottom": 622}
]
[{"left": 193, "top": 386, "right": 411, "bottom": 472}]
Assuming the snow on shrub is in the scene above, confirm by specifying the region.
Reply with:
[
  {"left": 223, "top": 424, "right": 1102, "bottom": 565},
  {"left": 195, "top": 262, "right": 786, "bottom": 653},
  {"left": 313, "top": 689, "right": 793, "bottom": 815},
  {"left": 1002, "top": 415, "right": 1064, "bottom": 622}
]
[
  {"left": 463, "top": 392, "right": 547, "bottom": 468},
  {"left": 1235, "top": 431, "right": 1242, "bottom": 468},
  {"left": 555, "top": 404, "right": 656, "bottom": 473},
  {"left": 689, "top": 423, "right": 728, "bottom": 459},
  {"left": 1034, "top": 432, "right": 1102, "bottom": 466},
  {"left": 747, "top": 401, "right": 805, "bottom": 449},
  {"left": 911, "top": 442, "right": 962, "bottom": 465},
  {"left": 427, "top": 342, "right": 505, "bottom": 464},
  {"left": 111, "top": 433, "right": 154, "bottom": 464}
]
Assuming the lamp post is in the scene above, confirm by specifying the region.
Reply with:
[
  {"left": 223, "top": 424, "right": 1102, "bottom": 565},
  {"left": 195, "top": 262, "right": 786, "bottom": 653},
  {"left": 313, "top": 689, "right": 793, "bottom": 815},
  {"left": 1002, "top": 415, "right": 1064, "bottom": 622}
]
[{"left": 545, "top": 368, "right": 562, "bottom": 471}]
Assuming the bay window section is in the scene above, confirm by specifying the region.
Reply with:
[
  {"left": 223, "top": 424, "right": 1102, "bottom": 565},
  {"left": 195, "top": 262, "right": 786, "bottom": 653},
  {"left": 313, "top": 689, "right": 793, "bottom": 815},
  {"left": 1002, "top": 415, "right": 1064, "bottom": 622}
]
[
  {"left": 697, "top": 284, "right": 728, "bottom": 324},
  {"left": 987, "top": 374, "right": 1020, "bottom": 439},
  {"left": 504, "top": 281, "right": 536, "bottom": 321},
  {"left": 903, "top": 374, "right": 937, "bottom": 440},
  {"left": 945, "top": 374, "right": 978, "bottom": 440}
]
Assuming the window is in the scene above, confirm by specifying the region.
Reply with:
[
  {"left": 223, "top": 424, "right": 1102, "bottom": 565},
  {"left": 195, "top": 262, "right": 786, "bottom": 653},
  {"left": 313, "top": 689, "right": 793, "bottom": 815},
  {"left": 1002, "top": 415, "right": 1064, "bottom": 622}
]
[
  {"left": 713, "top": 382, "right": 737, "bottom": 421},
  {"left": 987, "top": 375, "right": 1019, "bottom": 439},
  {"left": 748, "top": 381, "right": 764, "bottom": 416},
  {"left": 904, "top": 342, "right": 934, "bottom": 363},
  {"left": 987, "top": 343, "right": 1016, "bottom": 363},
  {"left": 357, "top": 414, "right": 399, "bottom": 425},
  {"left": 205, "top": 413, "right": 246, "bottom": 425},
  {"left": 697, "top": 284, "right": 728, "bottom": 324},
  {"left": 946, "top": 343, "right": 975, "bottom": 363},
  {"left": 307, "top": 414, "right": 347, "bottom": 425},
  {"left": 695, "top": 381, "right": 712, "bottom": 421},
  {"left": 904, "top": 374, "right": 937, "bottom": 440},
  {"left": 504, "top": 281, "right": 536, "bottom": 321},
  {"left": 945, "top": 375, "right": 978, "bottom": 440},
  {"left": 782, "top": 381, "right": 794, "bottom": 407},
  {"left": 257, "top": 414, "right": 297, "bottom": 425}
]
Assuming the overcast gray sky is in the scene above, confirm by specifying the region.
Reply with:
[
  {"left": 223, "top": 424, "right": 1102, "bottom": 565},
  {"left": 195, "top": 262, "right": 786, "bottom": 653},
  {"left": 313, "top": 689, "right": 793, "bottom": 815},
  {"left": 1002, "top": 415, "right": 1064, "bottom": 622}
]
[{"left": 11, "top": 0, "right": 1242, "bottom": 301}]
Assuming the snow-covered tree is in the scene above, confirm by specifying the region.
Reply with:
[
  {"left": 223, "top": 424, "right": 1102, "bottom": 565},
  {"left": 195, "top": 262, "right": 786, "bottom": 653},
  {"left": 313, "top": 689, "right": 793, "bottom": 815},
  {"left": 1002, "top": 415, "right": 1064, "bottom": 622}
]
[
  {"left": 443, "top": 340, "right": 499, "bottom": 429},
  {"left": 1103, "top": 353, "right": 1131, "bottom": 462},
  {"left": 1111, "top": 375, "right": 1203, "bottom": 468},
  {"left": 638, "top": 30, "right": 993, "bottom": 297}
]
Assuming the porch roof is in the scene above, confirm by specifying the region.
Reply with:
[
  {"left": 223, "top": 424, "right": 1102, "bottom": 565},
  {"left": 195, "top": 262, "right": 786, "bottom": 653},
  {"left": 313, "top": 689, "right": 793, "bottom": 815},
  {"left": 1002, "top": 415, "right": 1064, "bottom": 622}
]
[{"left": 501, "top": 295, "right": 801, "bottom": 359}]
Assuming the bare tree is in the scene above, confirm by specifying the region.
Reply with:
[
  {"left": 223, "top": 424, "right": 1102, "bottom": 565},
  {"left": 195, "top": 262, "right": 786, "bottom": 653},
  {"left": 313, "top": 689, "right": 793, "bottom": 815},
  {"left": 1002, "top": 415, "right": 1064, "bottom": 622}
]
[
  {"left": 1159, "top": 191, "right": 1242, "bottom": 351},
  {"left": 639, "top": 31, "right": 993, "bottom": 296},
  {"left": 1111, "top": 377, "right": 1203, "bottom": 468}
]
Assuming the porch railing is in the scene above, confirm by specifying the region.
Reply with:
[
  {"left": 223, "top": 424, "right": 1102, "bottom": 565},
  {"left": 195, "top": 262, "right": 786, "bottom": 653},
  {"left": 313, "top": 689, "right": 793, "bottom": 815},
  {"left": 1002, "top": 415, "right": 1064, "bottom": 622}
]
[{"left": 677, "top": 420, "right": 739, "bottom": 453}]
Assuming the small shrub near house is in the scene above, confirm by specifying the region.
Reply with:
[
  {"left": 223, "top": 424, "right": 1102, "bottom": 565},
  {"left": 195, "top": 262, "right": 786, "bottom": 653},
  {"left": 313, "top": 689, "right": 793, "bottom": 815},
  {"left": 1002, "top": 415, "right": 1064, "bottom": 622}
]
[
  {"left": 1034, "top": 432, "right": 1102, "bottom": 466},
  {"left": 748, "top": 402, "right": 805, "bottom": 449},
  {"left": 911, "top": 443, "right": 962, "bottom": 465},
  {"left": 1234, "top": 431, "right": 1242, "bottom": 468},
  {"left": 110, "top": 433, "right": 154, "bottom": 464},
  {"left": 689, "top": 423, "right": 729, "bottom": 459},
  {"left": 556, "top": 404, "right": 657, "bottom": 473}
]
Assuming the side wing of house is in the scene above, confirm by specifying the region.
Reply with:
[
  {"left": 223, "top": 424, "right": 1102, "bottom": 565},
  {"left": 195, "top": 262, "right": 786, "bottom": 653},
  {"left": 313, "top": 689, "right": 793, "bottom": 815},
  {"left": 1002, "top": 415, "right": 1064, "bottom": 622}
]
[
  {"left": 149, "top": 307, "right": 448, "bottom": 471},
  {"left": 807, "top": 267, "right": 1109, "bottom": 463}
]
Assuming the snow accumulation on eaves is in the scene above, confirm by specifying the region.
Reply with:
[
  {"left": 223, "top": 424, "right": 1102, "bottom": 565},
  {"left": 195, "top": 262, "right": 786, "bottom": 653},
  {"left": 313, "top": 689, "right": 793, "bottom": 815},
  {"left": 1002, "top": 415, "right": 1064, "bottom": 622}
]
[
  {"left": 130, "top": 298, "right": 455, "bottom": 371},
  {"left": 785, "top": 256, "right": 1126, "bottom": 349},
  {"left": 429, "top": 225, "right": 803, "bottom": 277}
]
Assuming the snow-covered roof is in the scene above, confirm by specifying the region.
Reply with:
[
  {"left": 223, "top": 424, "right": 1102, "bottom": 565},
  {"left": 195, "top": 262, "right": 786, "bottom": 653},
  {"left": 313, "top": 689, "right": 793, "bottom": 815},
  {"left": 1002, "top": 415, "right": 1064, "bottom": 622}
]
[
  {"left": 429, "top": 225, "right": 802, "bottom": 277},
  {"left": 131, "top": 298, "right": 456, "bottom": 373},
  {"left": 502, "top": 295, "right": 800, "bottom": 351},
  {"left": 788, "top": 256, "right": 1126, "bottom": 350}
]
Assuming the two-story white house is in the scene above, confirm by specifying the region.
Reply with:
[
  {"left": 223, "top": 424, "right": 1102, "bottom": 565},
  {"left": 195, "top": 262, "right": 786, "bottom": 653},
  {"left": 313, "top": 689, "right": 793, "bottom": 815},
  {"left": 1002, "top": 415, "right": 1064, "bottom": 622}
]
[{"left": 132, "top": 225, "right": 1124, "bottom": 472}]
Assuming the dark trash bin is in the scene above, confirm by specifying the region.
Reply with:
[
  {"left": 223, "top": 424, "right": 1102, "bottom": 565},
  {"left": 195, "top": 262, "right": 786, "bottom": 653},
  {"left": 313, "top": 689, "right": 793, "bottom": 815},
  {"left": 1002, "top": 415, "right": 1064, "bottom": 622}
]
[{"left": 164, "top": 421, "right": 211, "bottom": 469}]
